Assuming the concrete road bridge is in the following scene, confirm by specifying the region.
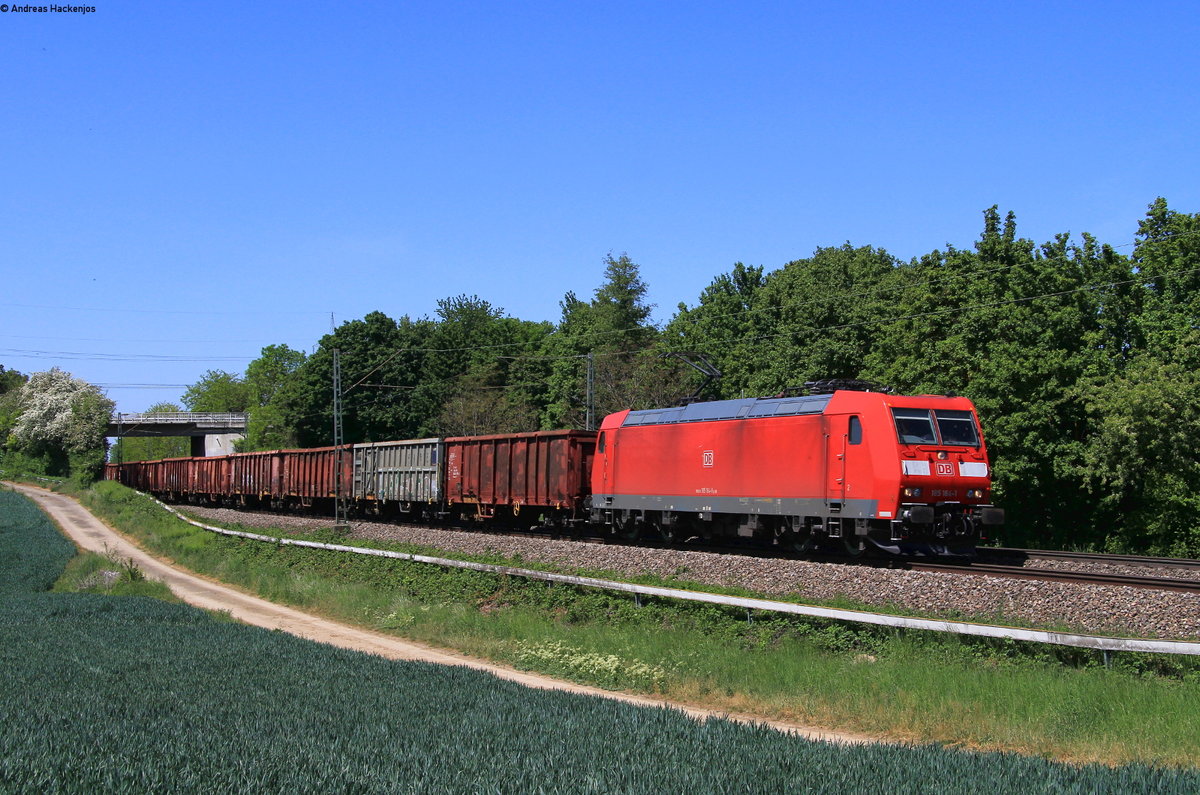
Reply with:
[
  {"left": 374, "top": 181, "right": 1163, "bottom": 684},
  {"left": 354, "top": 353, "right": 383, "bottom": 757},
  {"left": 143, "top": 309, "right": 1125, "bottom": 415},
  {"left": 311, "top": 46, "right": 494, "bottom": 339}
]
[{"left": 107, "top": 412, "right": 248, "bottom": 457}]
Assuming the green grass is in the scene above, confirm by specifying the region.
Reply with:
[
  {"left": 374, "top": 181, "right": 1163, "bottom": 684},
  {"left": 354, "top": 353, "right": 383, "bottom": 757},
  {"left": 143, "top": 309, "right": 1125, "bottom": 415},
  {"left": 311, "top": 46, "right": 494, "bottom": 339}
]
[
  {"left": 51, "top": 549, "right": 180, "bottom": 601},
  {"left": 69, "top": 481, "right": 1200, "bottom": 768}
]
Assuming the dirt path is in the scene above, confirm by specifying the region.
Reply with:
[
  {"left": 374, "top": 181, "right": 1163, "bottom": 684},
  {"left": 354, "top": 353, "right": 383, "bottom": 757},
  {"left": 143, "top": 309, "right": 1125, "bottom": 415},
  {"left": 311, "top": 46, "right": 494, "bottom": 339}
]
[{"left": 8, "top": 482, "right": 876, "bottom": 747}]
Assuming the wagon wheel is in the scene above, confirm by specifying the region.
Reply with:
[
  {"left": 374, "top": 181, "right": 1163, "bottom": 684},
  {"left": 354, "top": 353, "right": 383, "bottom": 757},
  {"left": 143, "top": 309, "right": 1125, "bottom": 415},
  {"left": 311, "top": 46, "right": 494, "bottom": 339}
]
[{"left": 656, "top": 522, "right": 677, "bottom": 546}]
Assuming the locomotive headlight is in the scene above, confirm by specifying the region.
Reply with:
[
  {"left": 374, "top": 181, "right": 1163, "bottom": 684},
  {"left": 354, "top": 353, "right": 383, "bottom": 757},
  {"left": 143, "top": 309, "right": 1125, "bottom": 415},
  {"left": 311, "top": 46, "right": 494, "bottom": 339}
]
[
  {"left": 903, "top": 487, "right": 922, "bottom": 497},
  {"left": 937, "top": 451, "right": 948, "bottom": 460},
  {"left": 967, "top": 489, "right": 984, "bottom": 499}
]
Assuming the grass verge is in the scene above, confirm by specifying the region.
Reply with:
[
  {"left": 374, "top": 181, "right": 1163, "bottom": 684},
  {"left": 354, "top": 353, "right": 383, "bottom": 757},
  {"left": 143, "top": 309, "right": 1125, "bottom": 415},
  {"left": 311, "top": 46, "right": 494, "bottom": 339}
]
[
  {"left": 51, "top": 548, "right": 180, "bottom": 601},
  {"left": 69, "top": 481, "right": 1200, "bottom": 767}
]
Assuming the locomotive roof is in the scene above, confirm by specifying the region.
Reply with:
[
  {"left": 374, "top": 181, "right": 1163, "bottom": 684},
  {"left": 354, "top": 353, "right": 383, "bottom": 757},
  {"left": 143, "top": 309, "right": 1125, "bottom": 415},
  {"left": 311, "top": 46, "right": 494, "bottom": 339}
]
[{"left": 620, "top": 393, "right": 834, "bottom": 427}]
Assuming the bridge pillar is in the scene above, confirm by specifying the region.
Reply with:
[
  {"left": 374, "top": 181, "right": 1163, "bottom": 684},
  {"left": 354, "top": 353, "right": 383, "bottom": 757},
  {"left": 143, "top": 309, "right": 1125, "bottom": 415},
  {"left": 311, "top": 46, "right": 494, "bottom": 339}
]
[
  {"left": 190, "top": 434, "right": 243, "bottom": 457},
  {"left": 204, "top": 434, "right": 242, "bottom": 456}
]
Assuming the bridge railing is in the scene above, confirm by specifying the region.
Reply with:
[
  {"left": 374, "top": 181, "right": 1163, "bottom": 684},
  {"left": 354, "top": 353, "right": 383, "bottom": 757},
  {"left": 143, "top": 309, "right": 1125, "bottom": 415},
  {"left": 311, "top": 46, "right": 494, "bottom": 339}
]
[{"left": 113, "top": 412, "right": 249, "bottom": 426}]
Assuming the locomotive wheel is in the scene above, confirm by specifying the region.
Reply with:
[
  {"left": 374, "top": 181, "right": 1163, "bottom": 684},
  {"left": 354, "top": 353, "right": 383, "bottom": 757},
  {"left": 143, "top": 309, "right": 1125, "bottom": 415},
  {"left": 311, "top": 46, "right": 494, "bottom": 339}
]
[
  {"left": 841, "top": 535, "right": 866, "bottom": 558},
  {"left": 618, "top": 517, "right": 642, "bottom": 542},
  {"left": 778, "top": 528, "right": 815, "bottom": 555}
]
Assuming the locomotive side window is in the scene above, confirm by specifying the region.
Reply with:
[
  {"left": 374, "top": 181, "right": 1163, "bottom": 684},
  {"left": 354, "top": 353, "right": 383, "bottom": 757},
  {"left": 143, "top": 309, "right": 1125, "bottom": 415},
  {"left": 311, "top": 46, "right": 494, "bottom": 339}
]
[
  {"left": 598, "top": 432, "right": 606, "bottom": 453},
  {"left": 891, "top": 408, "right": 937, "bottom": 445},
  {"left": 933, "top": 410, "right": 979, "bottom": 447},
  {"left": 848, "top": 416, "right": 863, "bottom": 445}
]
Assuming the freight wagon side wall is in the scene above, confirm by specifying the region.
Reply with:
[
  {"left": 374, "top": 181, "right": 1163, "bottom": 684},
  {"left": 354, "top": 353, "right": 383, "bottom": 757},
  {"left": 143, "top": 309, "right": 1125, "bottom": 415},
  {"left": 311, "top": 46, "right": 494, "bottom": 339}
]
[
  {"left": 281, "top": 446, "right": 352, "bottom": 499},
  {"left": 353, "top": 439, "right": 442, "bottom": 503},
  {"left": 162, "top": 458, "right": 191, "bottom": 494},
  {"left": 193, "top": 456, "right": 231, "bottom": 496},
  {"left": 444, "top": 431, "right": 596, "bottom": 511},
  {"left": 231, "top": 451, "right": 280, "bottom": 498}
]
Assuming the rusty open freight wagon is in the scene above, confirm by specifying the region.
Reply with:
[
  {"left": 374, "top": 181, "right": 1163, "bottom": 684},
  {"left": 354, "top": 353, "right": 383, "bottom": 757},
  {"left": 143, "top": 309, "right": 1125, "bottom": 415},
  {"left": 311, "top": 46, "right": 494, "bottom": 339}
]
[{"left": 443, "top": 430, "right": 596, "bottom": 526}]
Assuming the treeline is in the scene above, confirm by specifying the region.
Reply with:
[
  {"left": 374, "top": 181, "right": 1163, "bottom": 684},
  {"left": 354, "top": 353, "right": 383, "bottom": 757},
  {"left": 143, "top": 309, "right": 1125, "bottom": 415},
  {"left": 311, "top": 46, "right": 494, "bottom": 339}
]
[{"left": 12, "top": 199, "right": 1198, "bottom": 555}]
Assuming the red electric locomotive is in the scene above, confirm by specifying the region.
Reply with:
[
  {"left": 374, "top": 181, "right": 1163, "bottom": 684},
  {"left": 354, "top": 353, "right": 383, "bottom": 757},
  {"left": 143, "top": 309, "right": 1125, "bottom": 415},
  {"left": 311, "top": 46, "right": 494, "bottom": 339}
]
[{"left": 590, "top": 388, "right": 1003, "bottom": 556}]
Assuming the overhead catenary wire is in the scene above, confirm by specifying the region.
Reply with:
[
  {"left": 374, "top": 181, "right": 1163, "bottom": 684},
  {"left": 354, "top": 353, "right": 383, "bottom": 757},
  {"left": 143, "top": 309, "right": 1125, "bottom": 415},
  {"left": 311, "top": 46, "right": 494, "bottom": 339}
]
[{"left": 0, "top": 348, "right": 254, "bottom": 363}]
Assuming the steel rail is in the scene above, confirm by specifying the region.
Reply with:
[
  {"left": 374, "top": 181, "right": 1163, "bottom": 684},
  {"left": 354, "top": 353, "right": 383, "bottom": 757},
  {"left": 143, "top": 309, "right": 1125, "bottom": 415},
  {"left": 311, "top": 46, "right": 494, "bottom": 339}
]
[
  {"left": 909, "top": 562, "right": 1200, "bottom": 594},
  {"left": 152, "top": 498, "right": 1200, "bottom": 657},
  {"left": 983, "top": 547, "right": 1200, "bottom": 571}
]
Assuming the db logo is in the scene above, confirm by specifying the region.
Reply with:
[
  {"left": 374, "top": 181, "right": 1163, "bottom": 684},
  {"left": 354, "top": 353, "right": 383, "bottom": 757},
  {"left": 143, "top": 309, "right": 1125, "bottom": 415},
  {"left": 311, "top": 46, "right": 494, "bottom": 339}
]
[
  {"left": 935, "top": 462, "right": 954, "bottom": 476},
  {"left": 702, "top": 450, "right": 714, "bottom": 468}
]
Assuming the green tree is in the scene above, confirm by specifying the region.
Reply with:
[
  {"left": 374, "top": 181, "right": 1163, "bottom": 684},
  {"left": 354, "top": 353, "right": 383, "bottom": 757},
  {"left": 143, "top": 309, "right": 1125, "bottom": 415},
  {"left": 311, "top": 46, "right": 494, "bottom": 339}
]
[
  {"left": 182, "top": 370, "right": 251, "bottom": 412},
  {"left": 245, "top": 344, "right": 306, "bottom": 408},
  {"left": 591, "top": 252, "right": 655, "bottom": 346},
  {"left": 863, "top": 208, "right": 1136, "bottom": 549},
  {"left": 428, "top": 296, "right": 553, "bottom": 436},
  {"left": 0, "top": 365, "right": 26, "bottom": 395},
  {"left": 241, "top": 345, "right": 307, "bottom": 451},
  {"left": 666, "top": 246, "right": 902, "bottom": 400},
  {"left": 0, "top": 365, "right": 28, "bottom": 454},
  {"left": 541, "top": 253, "right": 666, "bottom": 428},
  {"left": 282, "top": 312, "right": 436, "bottom": 447},
  {"left": 1078, "top": 198, "right": 1200, "bottom": 554},
  {"left": 664, "top": 262, "right": 766, "bottom": 399},
  {"left": 754, "top": 244, "right": 903, "bottom": 393},
  {"left": 420, "top": 295, "right": 547, "bottom": 435}
]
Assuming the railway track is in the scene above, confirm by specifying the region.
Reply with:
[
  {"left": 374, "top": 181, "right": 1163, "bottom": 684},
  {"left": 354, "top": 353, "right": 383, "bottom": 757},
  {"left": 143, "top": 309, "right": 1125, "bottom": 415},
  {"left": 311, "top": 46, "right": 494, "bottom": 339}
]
[
  {"left": 473, "top": 535, "right": 1200, "bottom": 595},
  {"left": 981, "top": 546, "right": 1200, "bottom": 572},
  {"left": 908, "top": 561, "right": 1200, "bottom": 594}
]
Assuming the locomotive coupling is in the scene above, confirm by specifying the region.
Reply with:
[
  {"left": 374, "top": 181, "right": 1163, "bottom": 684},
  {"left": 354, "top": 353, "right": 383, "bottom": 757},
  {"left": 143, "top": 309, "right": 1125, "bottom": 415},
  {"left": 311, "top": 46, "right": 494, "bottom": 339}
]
[{"left": 903, "top": 505, "right": 935, "bottom": 524}]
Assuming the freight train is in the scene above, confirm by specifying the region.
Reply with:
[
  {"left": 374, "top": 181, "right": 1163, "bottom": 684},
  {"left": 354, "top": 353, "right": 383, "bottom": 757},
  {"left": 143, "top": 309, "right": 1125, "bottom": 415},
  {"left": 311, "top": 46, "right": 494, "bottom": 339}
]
[{"left": 105, "top": 386, "right": 1003, "bottom": 557}]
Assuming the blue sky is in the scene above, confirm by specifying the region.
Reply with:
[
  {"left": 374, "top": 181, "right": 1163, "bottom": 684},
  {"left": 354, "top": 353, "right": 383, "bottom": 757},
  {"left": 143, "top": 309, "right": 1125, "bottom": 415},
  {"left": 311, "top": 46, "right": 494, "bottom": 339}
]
[{"left": 2, "top": 1, "right": 1197, "bottom": 414}]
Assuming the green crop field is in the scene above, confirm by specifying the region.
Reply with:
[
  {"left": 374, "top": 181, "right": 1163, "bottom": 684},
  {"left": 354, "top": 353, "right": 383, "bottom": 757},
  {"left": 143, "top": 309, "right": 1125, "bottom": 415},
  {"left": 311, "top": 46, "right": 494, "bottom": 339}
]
[{"left": 3, "top": 487, "right": 1200, "bottom": 791}]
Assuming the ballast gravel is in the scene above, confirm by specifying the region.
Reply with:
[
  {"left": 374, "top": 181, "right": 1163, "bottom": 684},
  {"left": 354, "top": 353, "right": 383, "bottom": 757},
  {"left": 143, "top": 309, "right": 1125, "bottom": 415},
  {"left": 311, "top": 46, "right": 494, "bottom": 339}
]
[{"left": 181, "top": 507, "right": 1200, "bottom": 641}]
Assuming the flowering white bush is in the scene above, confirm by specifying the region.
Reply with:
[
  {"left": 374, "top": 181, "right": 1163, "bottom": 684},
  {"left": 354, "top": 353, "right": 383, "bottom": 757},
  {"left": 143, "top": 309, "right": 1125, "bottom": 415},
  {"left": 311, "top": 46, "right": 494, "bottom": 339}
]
[{"left": 11, "top": 368, "right": 114, "bottom": 454}]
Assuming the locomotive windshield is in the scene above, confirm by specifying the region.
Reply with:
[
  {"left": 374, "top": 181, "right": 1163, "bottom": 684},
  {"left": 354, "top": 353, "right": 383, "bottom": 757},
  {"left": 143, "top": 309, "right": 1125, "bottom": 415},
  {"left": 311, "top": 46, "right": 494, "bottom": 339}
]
[
  {"left": 934, "top": 409, "right": 979, "bottom": 446},
  {"left": 891, "top": 408, "right": 980, "bottom": 447},
  {"left": 891, "top": 408, "right": 937, "bottom": 444}
]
